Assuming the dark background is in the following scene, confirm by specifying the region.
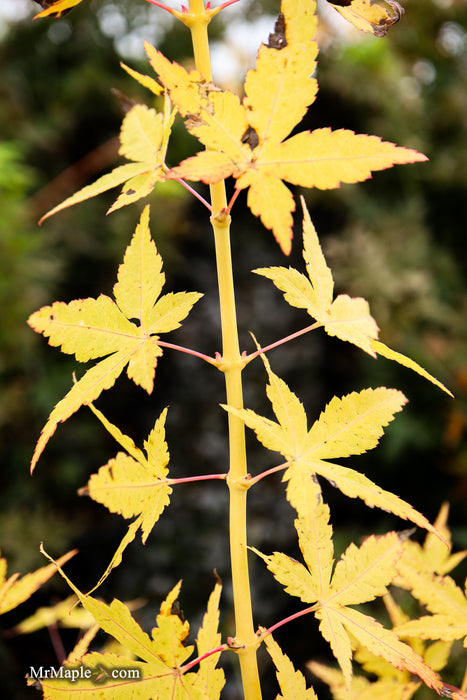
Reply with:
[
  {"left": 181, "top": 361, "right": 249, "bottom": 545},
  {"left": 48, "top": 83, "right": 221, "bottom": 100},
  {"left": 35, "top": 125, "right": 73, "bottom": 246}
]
[{"left": 0, "top": 0, "right": 466, "bottom": 697}]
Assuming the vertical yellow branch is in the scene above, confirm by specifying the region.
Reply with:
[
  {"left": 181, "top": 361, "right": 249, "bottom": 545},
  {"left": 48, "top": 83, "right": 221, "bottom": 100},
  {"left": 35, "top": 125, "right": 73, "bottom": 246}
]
[{"left": 183, "top": 1, "right": 262, "bottom": 697}]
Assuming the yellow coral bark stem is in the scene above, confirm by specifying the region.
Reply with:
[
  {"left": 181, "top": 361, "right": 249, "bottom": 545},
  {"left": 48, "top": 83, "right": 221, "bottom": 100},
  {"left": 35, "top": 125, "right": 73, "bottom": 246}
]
[{"left": 185, "top": 1, "right": 262, "bottom": 698}]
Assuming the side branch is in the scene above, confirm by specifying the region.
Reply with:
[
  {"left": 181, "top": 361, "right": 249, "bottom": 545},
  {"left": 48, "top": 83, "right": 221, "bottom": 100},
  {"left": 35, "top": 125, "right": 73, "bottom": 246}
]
[
  {"left": 157, "top": 340, "right": 218, "bottom": 365},
  {"left": 244, "top": 322, "right": 322, "bottom": 364},
  {"left": 244, "top": 462, "right": 289, "bottom": 487},
  {"left": 260, "top": 604, "right": 320, "bottom": 639}
]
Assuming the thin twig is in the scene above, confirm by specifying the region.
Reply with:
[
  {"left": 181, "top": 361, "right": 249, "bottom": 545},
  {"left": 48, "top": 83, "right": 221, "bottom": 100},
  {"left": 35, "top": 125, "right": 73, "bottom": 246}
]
[
  {"left": 245, "top": 462, "right": 289, "bottom": 486},
  {"left": 157, "top": 340, "right": 218, "bottom": 366},
  {"left": 243, "top": 322, "right": 321, "bottom": 364}
]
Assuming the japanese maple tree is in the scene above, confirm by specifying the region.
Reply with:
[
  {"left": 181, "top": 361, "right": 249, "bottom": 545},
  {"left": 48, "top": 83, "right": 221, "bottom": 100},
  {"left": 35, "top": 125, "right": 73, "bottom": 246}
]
[{"left": 19, "top": 0, "right": 465, "bottom": 698}]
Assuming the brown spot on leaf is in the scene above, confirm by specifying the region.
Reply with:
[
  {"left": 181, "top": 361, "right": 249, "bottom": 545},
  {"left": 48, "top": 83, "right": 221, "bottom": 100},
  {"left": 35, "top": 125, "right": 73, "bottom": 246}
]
[
  {"left": 171, "top": 600, "right": 185, "bottom": 621},
  {"left": 266, "top": 13, "right": 287, "bottom": 50},
  {"left": 185, "top": 113, "right": 206, "bottom": 130},
  {"left": 241, "top": 126, "right": 259, "bottom": 150}
]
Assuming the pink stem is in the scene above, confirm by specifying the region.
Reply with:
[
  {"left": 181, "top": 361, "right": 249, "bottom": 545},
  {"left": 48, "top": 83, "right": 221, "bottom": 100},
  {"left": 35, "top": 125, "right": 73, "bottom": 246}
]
[
  {"left": 157, "top": 340, "right": 218, "bottom": 366},
  {"left": 180, "top": 644, "right": 228, "bottom": 673},
  {"left": 264, "top": 605, "right": 318, "bottom": 637},
  {"left": 226, "top": 187, "right": 241, "bottom": 215},
  {"left": 146, "top": 0, "right": 181, "bottom": 17},
  {"left": 48, "top": 623, "right": 67, "bottom": 665},
  {"left": 246, "top": 462, "right": 288, "bottom": 486},
  {"left": 216, "top": 0, "right": 241, "bottom": 9},
  {"left": 173, "top": 177, "right": 212, "bottom": 211},
  {"left": 244, "top": 322, "right": 321, "bottom": 364},
  {"left": 143, "top": 0, "right": 179, "bottom": 14},
  {"left": 169, "top": 473, "right": 227, "bottom": 484}
]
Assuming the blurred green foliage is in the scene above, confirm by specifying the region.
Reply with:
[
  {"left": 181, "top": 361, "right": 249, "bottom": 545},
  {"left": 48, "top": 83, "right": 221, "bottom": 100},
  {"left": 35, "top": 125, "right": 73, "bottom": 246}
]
[{"left": 0, "top": 0, "right": 466, "bottom": 697}]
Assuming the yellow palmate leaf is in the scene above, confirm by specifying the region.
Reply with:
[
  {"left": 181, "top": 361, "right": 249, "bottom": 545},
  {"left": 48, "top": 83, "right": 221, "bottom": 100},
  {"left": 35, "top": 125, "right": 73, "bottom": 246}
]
[
  {"left": 253, "top": 522, "right": 440, "bottom": 691},
  {"left": 28, "top": 207, "right": 201, "bottom": 470},
  {"left": 159, "top": 0, "right": 425, "bottom": 253},
  {"left": 263, "top": 632, "right": 318, "bottom": 699},
  {"left": 226, "top": 360, "right": 438, "bottom": 534},
  {"left": 329, "top": 0, "right": 405, "bottom": 37},
  {"left": 255, "top": 199, "right": 379, "bottom": 354},
  {"left": 37, "top": 552, "right": 224, "bottom": 698},
  {"left": 79, "top": 408, "right": 172, "bottom": 589},
  {"left": 0, "top": 550, "right": 75, "bottom": 615},
  {"left": 40, "top": 105, "right": 170, "bottom": 222},
  {"left": 86, "top": 409, "right": 172, "bottom": 544},
  {"left": 33, "top": 0, "right": 83, "bottom": 19},
  {"left": 37, "top": 595, "right": 224, "bottom": 698},
  {"left": 257, "top": 200, "right": 450, "bottom": 391}
]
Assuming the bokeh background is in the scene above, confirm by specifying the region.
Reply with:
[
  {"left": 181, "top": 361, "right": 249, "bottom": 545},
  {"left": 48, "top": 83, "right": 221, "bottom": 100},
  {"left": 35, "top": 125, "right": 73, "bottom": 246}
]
[{"left": 0, "top": 0, "right": 466, "bottom": 697}]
